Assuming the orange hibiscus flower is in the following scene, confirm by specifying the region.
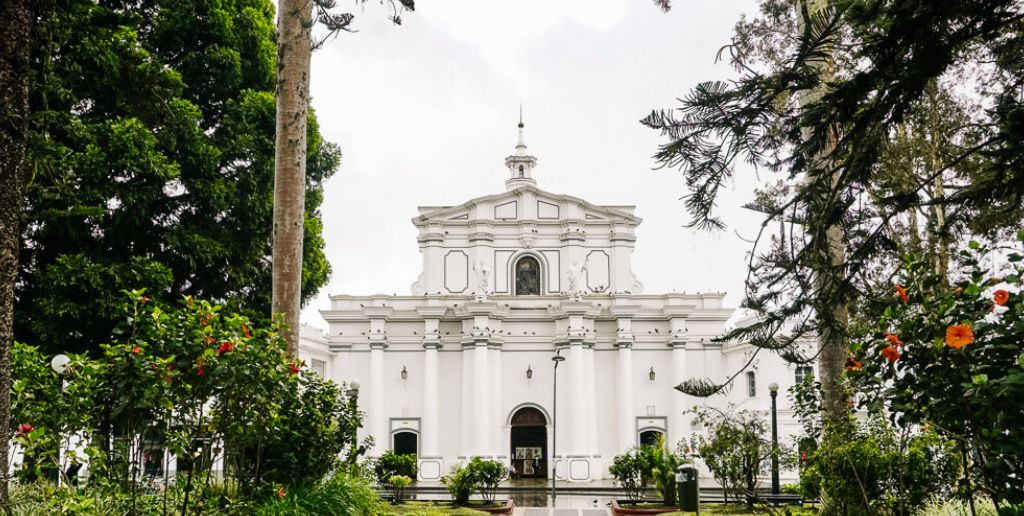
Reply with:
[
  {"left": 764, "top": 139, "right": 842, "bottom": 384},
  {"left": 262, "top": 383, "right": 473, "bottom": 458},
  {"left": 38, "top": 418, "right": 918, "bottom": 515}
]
[
  {"left": 846, "top": 357, "right": 863, "bottom": 371},
  {"left": 895, "top": 284, "right": 909, "bottom": 303},
  {"left": 881, "top": 346, "right": 900, "bottom": 362},
  {"left": 994, "top": 289, "right": 1010, "bottom": 306},
  {"left": 945, "top": 323, "right": 974, "bottom": 349},
  {"left": 885, "top": 334, "right": 904, "bottom": 348}
]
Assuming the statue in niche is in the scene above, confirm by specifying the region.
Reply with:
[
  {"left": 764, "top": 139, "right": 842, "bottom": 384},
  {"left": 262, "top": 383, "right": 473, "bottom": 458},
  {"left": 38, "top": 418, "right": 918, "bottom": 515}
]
[
  {"left": 515, "top": 256, "right": 540, "bottom": 295},
  {"left": 566, "top": 259, "right": 589, "bottom": 301},
  {"left": 473, "top": 260, "right": 491, "bottom": 301}
]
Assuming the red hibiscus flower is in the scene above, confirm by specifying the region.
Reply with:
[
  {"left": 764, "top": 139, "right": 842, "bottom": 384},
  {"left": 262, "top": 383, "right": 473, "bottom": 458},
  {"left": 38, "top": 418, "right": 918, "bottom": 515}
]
[
  {"left": 277, "top": 487, "right": 286, "bottom": 499},
  {"left": 131, "top": 346, "right": 141, "bottom": 354},
  {"left": 895, "top": 284, "right": 909, "bottom": 303},
  {"left": 197, "top": 364, "right": 205, "bottom": 377},
  {"left": 881, "top": 346, "right": 900, "bottom": 362},
  {"left": 217, "top": 341, "right": 233, "bottom": 355},
  {"left": 884, "top": 334, "right": 904, "bottom": 348},
  {"left": 800, "top": 451, "right": 808, "bottom": 461},
  {"left": 17, "top": 423, "right": 34, "bottom": 437},
  {"left": 288, "top": 363, "right": 301, "bottom": 375},
  {"left": 846, "top": 357, "right": 863, "bottom": 371},
  {"left": 994, "top": 289, "right": 1010, "bottom": 306}
]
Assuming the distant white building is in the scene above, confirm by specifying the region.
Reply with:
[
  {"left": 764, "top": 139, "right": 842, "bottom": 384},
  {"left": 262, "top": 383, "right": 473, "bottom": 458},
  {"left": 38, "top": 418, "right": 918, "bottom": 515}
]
[{"left": 299, "top": 120, "right": 812, "bottom": 482}]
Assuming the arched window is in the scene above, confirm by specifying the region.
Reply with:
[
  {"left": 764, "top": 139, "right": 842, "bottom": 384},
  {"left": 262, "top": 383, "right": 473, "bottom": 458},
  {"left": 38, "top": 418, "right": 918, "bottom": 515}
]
[{"left": 515, "top": 256, "right": 540, "bottom": 295}]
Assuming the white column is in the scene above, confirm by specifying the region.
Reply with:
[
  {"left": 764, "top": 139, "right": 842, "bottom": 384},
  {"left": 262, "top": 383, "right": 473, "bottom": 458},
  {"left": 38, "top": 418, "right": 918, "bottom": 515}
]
[
  {"left": 670, "top": 344, "right": 686, "bottom": 446},
  {"left": 460, "top": 343, "right": 472, "bottom": 457},
  {"left": 473, "top": 342, "right": 491, "bottom": 456},
  {"left": 490, "top": 344, "right": 503, "bottom": 458},
  {"left": 369, "top": 343, "right": 386, "bottom": 456},
  {"left": 616, "top": 342, "right": 635, "bottom": 452},
  {"left": 584, "top": 344, "right": 598, "bottom": 458},
  {"left": 422, "top": 342, "right": 440, "bottom": 457},
  {"left": 567, "top": 342, "right": 587, "bottom": 456}
]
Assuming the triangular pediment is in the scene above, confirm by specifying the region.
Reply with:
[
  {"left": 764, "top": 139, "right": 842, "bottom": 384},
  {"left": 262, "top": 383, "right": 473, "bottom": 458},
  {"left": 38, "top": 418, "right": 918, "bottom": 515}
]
[{"left": 412, "top": 186, "right": 641, "bottom": 226}]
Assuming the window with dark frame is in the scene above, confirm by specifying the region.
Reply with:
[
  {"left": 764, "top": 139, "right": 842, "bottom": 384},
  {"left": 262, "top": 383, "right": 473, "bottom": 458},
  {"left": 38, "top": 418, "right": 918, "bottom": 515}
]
[{"left": 746, "top": 370, "right": 756, "bottom": 398}]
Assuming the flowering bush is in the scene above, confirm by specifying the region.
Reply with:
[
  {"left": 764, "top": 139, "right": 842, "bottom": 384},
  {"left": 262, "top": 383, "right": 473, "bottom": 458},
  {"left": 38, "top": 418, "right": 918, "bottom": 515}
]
[
  {"left": 849, "top": 234, "right": 1024, "bottom": 506},
  {"left": 10, "top": 291, "right": 370, "bottom": 512}
]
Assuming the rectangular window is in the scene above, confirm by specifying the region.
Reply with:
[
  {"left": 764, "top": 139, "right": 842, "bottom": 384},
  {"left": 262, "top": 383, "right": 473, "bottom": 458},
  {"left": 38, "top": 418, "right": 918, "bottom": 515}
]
[
  {"left": 795, "top": 366, "right": 814, "bottom": 385},
  {"left": 311, "top": 358, "right": 326, "bottom": 378},
  {"left": 746, "top": 371, "right": 756, "bottom": 398}
]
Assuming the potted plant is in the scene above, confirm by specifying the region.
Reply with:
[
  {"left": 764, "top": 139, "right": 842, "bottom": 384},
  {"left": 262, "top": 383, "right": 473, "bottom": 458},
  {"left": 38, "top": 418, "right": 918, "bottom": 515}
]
[
  {"left": 439, "top": 458, "right": 514, "bottom": 514},
  {"left": 609, "top": 438, "right": 681, "bottom": 515}
]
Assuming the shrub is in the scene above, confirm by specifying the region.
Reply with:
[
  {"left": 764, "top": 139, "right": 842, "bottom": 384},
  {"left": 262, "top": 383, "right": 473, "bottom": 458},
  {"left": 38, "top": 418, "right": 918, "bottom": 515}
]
[
  {"left": 801, "top": 417, "right": 958, "bottom": 516},
  {"left": 689, "top": 407, "right": 786, "bottom": 505},
  {"left": 609, "top": 450, "right": 648, "bottom": 503},
  {"left": 441, "top": 463, "right": 477, "bottom": 506},
  {"left": 9, "top": 292, "right": 370, "bottom": 512},
  {"left": 253, "top": 473, "right": 380, "bottom": 515},
  {"left": 644, "top": 434, "right": 682, "bottom": 507},
  {"left": 387, "top": 475, "right": 413, "bottom": 504},
  {"left": 849, "top": 237, "right": 1024, "bottom": 506},
  {"left": 467, "top": 457, "right": 507, "bottom": 503},
  {"left": 375, "top": 450, "right": 418, "bottom": 485}
]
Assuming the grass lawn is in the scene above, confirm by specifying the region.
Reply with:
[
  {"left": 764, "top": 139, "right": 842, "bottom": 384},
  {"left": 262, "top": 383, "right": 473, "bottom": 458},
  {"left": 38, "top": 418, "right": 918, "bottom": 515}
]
[
  {"left": 661, "top": 504, "right": 818, "bottom": 515},
  {"left": 377, "top": 500, "right": 490, "bottom": 515}
]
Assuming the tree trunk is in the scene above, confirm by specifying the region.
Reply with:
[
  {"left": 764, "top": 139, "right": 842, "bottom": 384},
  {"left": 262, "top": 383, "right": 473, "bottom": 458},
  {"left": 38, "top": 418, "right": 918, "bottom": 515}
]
[
  {"left": 0, "top": 0, "right": 33, "bottom": 509},
  {"left": 925, "top": 82, "right": 950, "bottom": 287},
  {"left": 798, "top": 0, "right": 850, "bottom": 430},
  {"left": 272, "top": 0, "right": 313, "bottom": 355}
]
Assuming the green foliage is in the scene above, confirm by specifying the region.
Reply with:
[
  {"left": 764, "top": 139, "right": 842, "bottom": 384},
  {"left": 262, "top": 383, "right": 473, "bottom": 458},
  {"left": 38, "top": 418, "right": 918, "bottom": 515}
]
[
  {"left": 466, "top": 457, "right": 507, "bottom": 503},
  {"left": 801, "top": 418, "right": 959, "bottom": 516},
  {"left": 440, "top": 463, "right": 476, "bottom": 506},
  {"left": 375, "top": 450, "right": 418, "bottom": 485},
  {"left": 689, "top": 407, "right": 786, "bottom": 505},
  {"left": 643, "top": 434, "right": 681, "bottom": 507},
  {"left": 251, "top": 473, "right": 380, "bottom": 516},
  {"left": 387, "top": 475, "right": 413, "bottom": 504},
  {"left": 18, "top": 0, "right": 340, "bottom": 355},
  {"left": 609, "top": 449, "right": 649, "bottom": 503},
  {"left": 849, "top": 238, "right": 1024, "bottom": 505},
  {"left": 10, "top": 292, "right": 370, "bottom": 512}
]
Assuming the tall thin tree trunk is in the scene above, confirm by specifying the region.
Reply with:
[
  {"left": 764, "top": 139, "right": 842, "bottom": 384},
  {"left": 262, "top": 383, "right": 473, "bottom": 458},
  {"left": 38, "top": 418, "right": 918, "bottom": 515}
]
[
  {"left": 0, "top": 0, "right": 33, "bottom": 510},
  {"left": 272, "top": 0, "right": 313, "bottom": 355},
  {"left": 799, "top": 0, "right": 850, "bottom": 430},
  {"left": 925, "top": 82, "right": 950, "bottom": 287}
]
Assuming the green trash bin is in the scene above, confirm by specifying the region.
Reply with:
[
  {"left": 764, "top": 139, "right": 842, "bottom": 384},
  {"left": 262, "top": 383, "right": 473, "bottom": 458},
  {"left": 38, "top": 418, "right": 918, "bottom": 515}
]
[{"left": 677, "top": 464, "right": 699, "bottom": 512}]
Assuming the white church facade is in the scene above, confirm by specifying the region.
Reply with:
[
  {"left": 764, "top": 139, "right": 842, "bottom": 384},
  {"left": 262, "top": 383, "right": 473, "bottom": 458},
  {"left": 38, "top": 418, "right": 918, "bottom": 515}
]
[{"left": 298, "top": 121, "right": 813, "bottom": 482}]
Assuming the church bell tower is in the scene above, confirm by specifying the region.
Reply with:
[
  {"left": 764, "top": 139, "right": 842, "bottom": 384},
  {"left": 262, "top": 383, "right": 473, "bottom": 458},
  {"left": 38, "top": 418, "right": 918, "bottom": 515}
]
[{"left": 504, "top": 108, "right": 537, "bottom": 190}]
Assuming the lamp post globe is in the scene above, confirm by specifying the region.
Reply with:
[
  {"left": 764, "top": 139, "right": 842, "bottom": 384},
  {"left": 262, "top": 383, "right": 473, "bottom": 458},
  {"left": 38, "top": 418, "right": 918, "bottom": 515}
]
[{"left": 51, "top": 354, "right": 70, "bottom": 375}]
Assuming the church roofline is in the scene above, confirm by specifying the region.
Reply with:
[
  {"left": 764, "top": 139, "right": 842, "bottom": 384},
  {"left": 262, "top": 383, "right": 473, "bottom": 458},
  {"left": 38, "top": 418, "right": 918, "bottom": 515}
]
[{"left": 411, "top": 185, "right": 642, "bottom": 226}]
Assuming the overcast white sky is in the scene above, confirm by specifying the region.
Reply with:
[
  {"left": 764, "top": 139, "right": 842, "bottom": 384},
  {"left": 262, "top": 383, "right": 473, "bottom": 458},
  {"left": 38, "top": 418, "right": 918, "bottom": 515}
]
[{"left": 300, "top": 0, "right": 767, "bottom": 328}]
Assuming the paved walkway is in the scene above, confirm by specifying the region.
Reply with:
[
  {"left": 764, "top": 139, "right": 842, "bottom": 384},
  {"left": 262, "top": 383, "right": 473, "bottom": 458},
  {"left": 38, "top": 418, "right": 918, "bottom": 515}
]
[{"left": 515, "top": 510, "right": 608, "bottom": 516}]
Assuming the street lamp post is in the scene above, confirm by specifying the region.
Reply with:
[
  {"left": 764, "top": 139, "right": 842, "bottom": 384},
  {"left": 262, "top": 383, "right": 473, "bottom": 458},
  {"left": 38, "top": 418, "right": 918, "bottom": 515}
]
[
  {"left": 551, "top": 350, "right": 565, "bottom": 503},
  {"left": 50, "top": 354, "right": 70, "bottom": 487},
  {"left": 768, "top": 382, "right": 780, "bottom": 496}
]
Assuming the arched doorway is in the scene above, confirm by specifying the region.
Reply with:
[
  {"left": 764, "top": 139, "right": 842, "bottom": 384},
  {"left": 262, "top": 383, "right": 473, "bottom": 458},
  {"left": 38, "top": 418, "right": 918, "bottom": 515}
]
[
  {"left": 639, "top": 429, "right": 664, "bottom": 448},
  {"left": 509, "top": 406, "right": 547, "bottom": 479},
  {"left": 393, "top": 431, "right": 418, "bottom": 457}
]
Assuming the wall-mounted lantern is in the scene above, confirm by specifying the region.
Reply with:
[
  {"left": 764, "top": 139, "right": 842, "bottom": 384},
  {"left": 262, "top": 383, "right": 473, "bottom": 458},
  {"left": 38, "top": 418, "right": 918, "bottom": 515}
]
[
  {"left": 526, "top": 365, "right": 533, "bottom": 379},
  {"left": 649, "top": 367, "right": 656, "bottom": 381},
  {"left": 401, "top": 365, "right": 408, "bottom": 380}
]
